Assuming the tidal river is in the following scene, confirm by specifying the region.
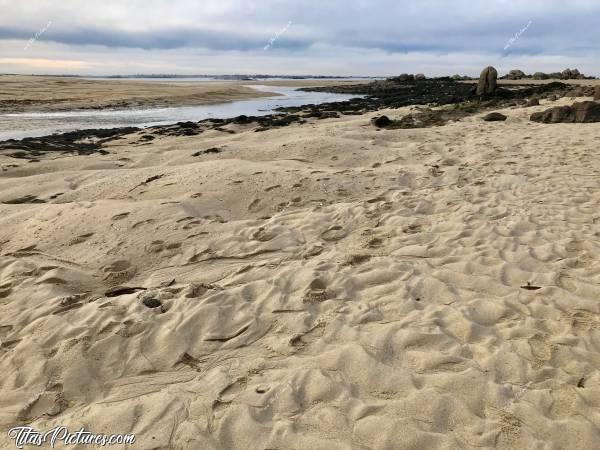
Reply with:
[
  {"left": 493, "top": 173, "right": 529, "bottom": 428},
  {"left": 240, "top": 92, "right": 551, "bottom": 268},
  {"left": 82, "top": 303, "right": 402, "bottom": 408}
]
[{"left": 0, "top": 85, "right": 360, "bottom": 141}]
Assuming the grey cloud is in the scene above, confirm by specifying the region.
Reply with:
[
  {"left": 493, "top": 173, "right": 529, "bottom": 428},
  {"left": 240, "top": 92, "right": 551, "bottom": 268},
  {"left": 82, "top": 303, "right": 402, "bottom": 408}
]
[{"left": 1, "top": 0, "right": 599, "bottom": 75}]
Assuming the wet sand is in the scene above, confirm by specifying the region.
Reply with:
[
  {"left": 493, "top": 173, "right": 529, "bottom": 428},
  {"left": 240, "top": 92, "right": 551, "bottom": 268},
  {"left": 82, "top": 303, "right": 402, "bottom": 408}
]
[{"left": 0, "top": 75, "right": 364, "bottom": 113}]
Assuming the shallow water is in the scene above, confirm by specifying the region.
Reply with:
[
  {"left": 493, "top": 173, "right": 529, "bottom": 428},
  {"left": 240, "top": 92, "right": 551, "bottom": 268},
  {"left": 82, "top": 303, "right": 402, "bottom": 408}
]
[{"left": 0, "top": 85, "right": 360, "bottom": 141}]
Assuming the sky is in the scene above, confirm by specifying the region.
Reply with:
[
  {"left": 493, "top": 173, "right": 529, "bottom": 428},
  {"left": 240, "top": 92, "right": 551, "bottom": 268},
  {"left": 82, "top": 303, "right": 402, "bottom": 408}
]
[{"left": 0, "top": 0, "right": 599, "bottom": 77}]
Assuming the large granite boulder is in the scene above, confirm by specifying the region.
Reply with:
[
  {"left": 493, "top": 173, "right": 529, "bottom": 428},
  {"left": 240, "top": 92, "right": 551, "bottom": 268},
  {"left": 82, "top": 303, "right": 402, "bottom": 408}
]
[
  {"left": 477, "top": 66, "right": 498, "bottom": 96},
  {"left": 506, "top": 69, "right": 526, "bottom": 80},
  {"left": 560, "top": 68, "right": 585, "bottom": 80},
  {"left": 530, "top": 101, "right": 600, "bottom": 123},
  {"left": 533, "top": 72, "right": 549, "bottom": 80},
  {"left": 415, "top": 73, "right": 426, "bottom": 81}
]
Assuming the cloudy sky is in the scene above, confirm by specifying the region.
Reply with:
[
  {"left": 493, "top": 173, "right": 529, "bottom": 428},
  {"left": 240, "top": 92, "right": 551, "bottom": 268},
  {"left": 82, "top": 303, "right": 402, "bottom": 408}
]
[{"left": 0, "top": 0, "right": 598, "bottom": 76}]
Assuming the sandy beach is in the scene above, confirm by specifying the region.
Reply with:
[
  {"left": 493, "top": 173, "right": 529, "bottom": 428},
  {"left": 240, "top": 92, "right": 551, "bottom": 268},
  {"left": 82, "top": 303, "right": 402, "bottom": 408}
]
[{"left": 1, "top": 80, "right": 600, "bottom": 448}]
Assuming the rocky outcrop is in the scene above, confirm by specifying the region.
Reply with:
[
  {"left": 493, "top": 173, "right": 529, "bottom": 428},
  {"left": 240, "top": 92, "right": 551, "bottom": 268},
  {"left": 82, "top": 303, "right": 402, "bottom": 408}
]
[
  {"left": 530, "top": 101, "right": 600, "bottom": 123},
  {"left": 396, "top": 74, "right": 415, "bottom": 82},
  {"left": 594, "top": 87, "right": 600, "bottom": 101},
  {"left": 526, "top": 98, "right": 540, "bottom": 107},
  {"left": 477, "top": 66, "right": 498, "bottom": 96},
  {"left": 529, "top": 69, "right": 590, "bottom": 80},
  {"left": 415, "top": 74, "right": 426, "bottom": 81},
  {"left": 562, "top": 68, "right": 582, "bottom": 80},
  {"left": 506, "top": 69, "right": 527, "bottom": 80}
]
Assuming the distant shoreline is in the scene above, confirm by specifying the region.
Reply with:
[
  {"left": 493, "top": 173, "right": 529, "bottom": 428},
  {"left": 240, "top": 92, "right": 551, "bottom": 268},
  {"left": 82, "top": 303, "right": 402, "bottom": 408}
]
[{"left": 0, "top": 75, "right": 364, "bottom": 114}]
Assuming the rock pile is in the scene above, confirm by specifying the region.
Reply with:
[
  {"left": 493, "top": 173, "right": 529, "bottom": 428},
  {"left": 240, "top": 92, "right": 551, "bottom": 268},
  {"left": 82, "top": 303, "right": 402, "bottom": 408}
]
[
  {"left": 391, "top": 73, "right": 428, "bottom": 82},
  {"left": 505, "top": 69, "right": 593, "bottom": 80},
  {"left": 505, "top": 70, "right": 526, "bottom": 80}
]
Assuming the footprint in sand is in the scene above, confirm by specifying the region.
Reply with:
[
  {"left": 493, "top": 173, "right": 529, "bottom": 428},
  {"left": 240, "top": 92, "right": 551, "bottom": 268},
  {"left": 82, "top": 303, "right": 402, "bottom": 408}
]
[
  {"left": 303, "top": 278, "right": 332, "bottom": 304},
  {"left": 0, "top": 284, "right": 13, "bottom": 299},
  {"left": 366, "top": 237, "right": 384, "bottom": 248},
  {"left": 303, "top": 245, "right": 324, "bottom": 259},
  {"left": 101, "top": 259, "right": 137, "bottom": 284},
  {"left": 111, "top": 212, "right": 130, "bottom": 221},
  {"left": 346, "top": 254, "right": 372, "bottom": 266},
  {"left": 132, "top": 219, "right": 155, "bottom": 229},
  {"left": 403, "top": 224, "right": 423, "bottom": 234},
  {"left": 248, "top": 199, "right": 262, "bottom": 212},
  {"left": 289, "top": 320, "right": 327, "bottom": 349},
  {"left": 17, "top": 383, "right": 68, "bottom": 421},
  {"left": 322, "top": 225, "right": 347, "bottom": 241},
  {"left": 252, "top": 227, "right": 277, "bottom": 242},
  {"left": 218, "top": 377, "right": 247, "bottom": 403},
  {"left": 3, "top": 195, "right": 46, "bottom": 204},
  {"left": 145, "top": 240, "right": 181, "bottom": 254},
  {"left": 68, "top": 232, "right": 94, "bottom": 245}
]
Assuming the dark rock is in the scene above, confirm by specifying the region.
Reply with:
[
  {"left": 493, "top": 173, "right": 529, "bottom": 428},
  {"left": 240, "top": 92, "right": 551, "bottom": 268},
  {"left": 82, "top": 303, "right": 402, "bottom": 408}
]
[
  {"left": 533, "top": 72, "right": 549, "bottom": 80},
  {"left": 415, "top": 74, "right": 426, "bottom": 81},
  {"left": 594, "top": 87, "right": 600, "bottom": 101},
  {"left": 142, "top": 297, "right": 162, "bottom": 309},
  {"left": 477, "top": 66, "right": 498, "bottom": 96},
  {"left": 372, "top": 116, "right": 391, "bottom": 127},
  {"left": 482, "top": 112, "right": 507, "bottom": 122},
  {"left": 0, "top": 127, "right": 139, "bottom": 159},
  {"left": 559, "top": 68, "right": 588, "bottom": 80},
  {"left": 176, "top": 121, "right": 200, "bottom": 129},
  {"left": 192, "top": 147, "right": 221, "bottom": 156},
  {"left": 105, "top": 286, "right": 147, "bottom": 297},
  {"left": 2, "top": 195, "right": 46, "bottom": 204},
  {"left": 526, "top": 98, "right": 540, "bottom": 107},
  {"left": 531, "top": 101, "right": 600, "bottom": 123},
  {"left": 233, "top": 115, "right": 251, "bottom": 124}
]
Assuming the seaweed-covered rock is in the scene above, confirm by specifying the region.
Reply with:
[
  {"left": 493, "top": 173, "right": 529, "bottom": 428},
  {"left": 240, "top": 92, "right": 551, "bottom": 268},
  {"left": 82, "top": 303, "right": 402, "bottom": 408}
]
[
  {"left": 530, "top": 101, "right": 600, "bottom": 123},
  {"left": 371, "top": 115, "right": 391, "bottom": 127}
]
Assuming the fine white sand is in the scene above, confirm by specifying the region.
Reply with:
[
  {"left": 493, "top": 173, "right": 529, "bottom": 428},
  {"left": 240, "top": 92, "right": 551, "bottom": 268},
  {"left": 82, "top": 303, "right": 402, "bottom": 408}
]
[{"left": 1, "top": 95, "right": 600, "bottom": 449}]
